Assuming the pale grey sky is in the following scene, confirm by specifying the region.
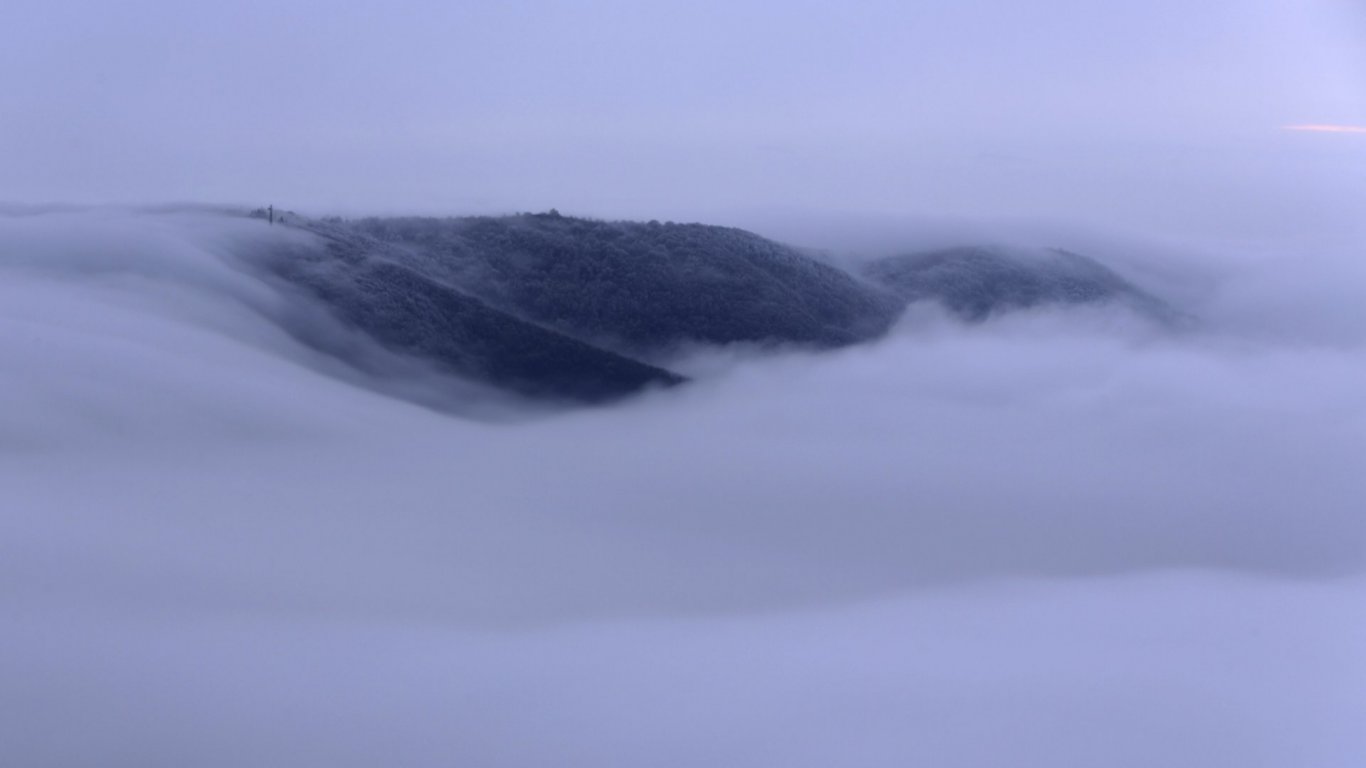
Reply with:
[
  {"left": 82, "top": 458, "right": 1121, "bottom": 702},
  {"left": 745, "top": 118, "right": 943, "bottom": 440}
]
[{"left": 2, "top": 0, "right": 1362, "bottom": 232}]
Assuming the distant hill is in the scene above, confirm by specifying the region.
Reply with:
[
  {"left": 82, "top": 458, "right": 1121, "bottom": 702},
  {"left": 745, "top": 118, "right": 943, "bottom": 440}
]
[{"left": 863, "top": 246, "right": 1179, "bottom": 322}]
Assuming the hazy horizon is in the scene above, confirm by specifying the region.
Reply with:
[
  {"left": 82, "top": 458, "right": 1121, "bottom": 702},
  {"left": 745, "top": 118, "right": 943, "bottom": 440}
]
[{"left": 4, "top": 0, "right": 1364, "bottom": 240}]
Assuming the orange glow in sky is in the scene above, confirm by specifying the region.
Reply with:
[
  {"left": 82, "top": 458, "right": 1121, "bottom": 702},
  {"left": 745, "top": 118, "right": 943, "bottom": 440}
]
[{"left": 1283, "top": 124, "right": 1366, "bottom": 134}]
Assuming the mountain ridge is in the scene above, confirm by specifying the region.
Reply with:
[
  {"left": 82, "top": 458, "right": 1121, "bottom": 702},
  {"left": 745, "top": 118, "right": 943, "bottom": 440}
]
[{"left": 233, "top": 211, "right": 1185, "bottom": 405}]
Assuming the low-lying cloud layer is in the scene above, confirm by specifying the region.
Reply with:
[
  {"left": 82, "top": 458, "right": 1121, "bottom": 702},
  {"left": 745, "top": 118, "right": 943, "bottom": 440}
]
[{"left": 2, "top": 209, "right": 1364, "bottom": 765}]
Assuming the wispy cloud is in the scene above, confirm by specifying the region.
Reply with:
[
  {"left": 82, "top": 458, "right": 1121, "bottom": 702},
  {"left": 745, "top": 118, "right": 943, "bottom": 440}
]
[{"left": 1283, "top": 124, "right": 1366, "bottom": 134}]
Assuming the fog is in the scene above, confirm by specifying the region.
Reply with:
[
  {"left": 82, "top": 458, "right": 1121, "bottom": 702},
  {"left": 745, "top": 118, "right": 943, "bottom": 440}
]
[
  {"left": 3, "top": 0, "right": 1366, "bottom": 763},
  {"left": 2, "top": 207, "right": 1364, "bottom": 765}
]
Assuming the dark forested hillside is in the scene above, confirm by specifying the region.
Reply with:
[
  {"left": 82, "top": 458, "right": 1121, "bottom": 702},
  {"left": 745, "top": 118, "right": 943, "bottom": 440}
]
[
  {"left": 342, "top": 213, "right": 905, "bottom": 355},
  {"left": 250, "top": 222, "right": 684, "bottom": 403},
  {"left": 237, "top": 213, "right": 1184, "bottom": 405}
]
